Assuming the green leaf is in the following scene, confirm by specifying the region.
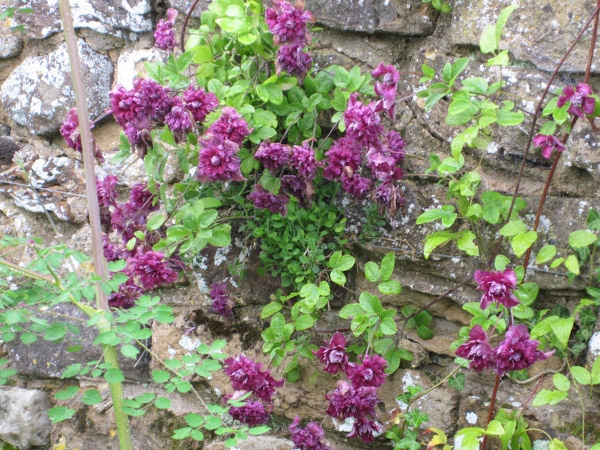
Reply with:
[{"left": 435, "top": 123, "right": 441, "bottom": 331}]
[
  {"left": 553, "top": 373, "right": 571, "bottom": 392},
  {"left": 536, "top": 245, "right": 557, "bottom": 264},
  {"left": 104, "top": 368, "right": 125, "bottom": 383},
  {"left": 147, "top": 213, "right": 168, "bottom": 231},
  {"left": 570, "top": 366, "right": 592, "bottom": 385},
  {"left": 569, "top": 229, "right": 597, "bottom": 248},
  {"left": 497, "top": 109, "right": 525, "bottom": 126},
  {"left": 499, "top": 220, "right": 527, "bottom": 237},
  {"left": 249, "top": 425, "right": 270, "bottom": 435},
  {"left": 511, "top": 231, "right": 537, "bottom": 257},
  {"left": 564, "top": 255, "right": 580, "bottom": 275},
  {"left": 495, "top": 5, "right": 517, "bottom": 43},
  {"left": 448, "top": 372, "right": 466, "bottom": 390},
  {"left": 359, "top": 292, "right": 383, "bottom": 315},
  {"left": 155, "top": 397, "right": 171, "bottom": 409},
  {"left": 330, "top": 269, "right": 346, "bottom": 286},
  {"left": 81, "top": 389, "right": 103, "bottom": 405},
  {"left": 514, "top": 283, "right": 539, "bottom": 306},
  {"left": 587, "top": 209, "right": 600, "bottom": 230},
  {"left": 424, "top": 231, "right": 455, "bottom": 259},
  {"left": 485, "top": 420, "right": 504, "bottom": 436},
  {"left": 550, "top": 317, "right": 573, "bottom": 350},
  {"left": 121, "top": 344, "right": 140, "bottom": 359},
  {"left": 19, "top": 331, "right": 37, "bottom": 344},
  {"left": 462, "top": 77, "right": 488, "bottom": 94},
  {"left": 456, "top": 231, "right": 479, "bottom": 256},
  {"left": 378, "top": 280, "right": 402, "bottom": 295},
  {"left": 494, "top": 255, "right": 510, "bottom": 271},
  {"left": 379, "top": 252, "right": 395, "bottom": 281},
  {"left": 55, "top": 386, "right": 79, "bottom": 400},
  {"left": 591, "top": 356, "right": 600, "bottom": 384},
  {"left": 532, "top": 389, "right": 568, "bottom": 407},
  {"left": 416, "top": 205, "right": 457, "bottom": 228},
  {"left": 294, "top": 314, "right": 315, "bottom": 331},
  {"left": 208, "top": 229, "right": 231, "bottom": 247},
  {"left": 152, "top": 370, "right": 170, "bottom": 383},
  {"left": 479, "top": 24, "right": 497, "bottom": 53},
  {"left": 486, "top": 50, "right": 510, "bottom": 66},
  {"left": 339, "top": 303, "right": 363, "bottom": 319},
  {"left": 185, "top": 413, "right": 204, "bottom": 428},
  {"left": 364, "top": 261, "right": 380, "bottom": 282},
  {"left": 261, "top": 302, "right": 282, "bottom": 319},
  {"left": 380, "top": 316, "right": 397, "bottom": 335},
  {"left": 172, "top": 427, "right": 192, "bottom": 440},
  {"left": 48, "top": 406, "right": 76, "bottom": 423}
]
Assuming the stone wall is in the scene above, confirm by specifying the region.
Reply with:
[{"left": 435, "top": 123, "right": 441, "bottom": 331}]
[{"left": 0, "top": 0, "right": 599, "bottom": 449}]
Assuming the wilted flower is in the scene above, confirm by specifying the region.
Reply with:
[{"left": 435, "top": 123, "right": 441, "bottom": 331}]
[
  {"left": 373, "top": 181, "right": 403, "bottom": 216},
  {"left": 265, "top": 0, "right": 314, "bottom": 45},
  {"left": 372, "top": 63, "right": 400, "bottom": 120},
  {"left": 346, "top": 354, "right": 387, "bottom": 388},
  {"left": 154, "top": 8, "right": 178, "bottom": 51},
  {"left": 183, "top": 84, "right": 219, "bottom": 123},
  {"left": 289, "top": 416, "right": 331, "bottom": 450},
  {"left": 455, "top": 325, "right": 495, "bottom": 372},
  {"left": 494, "top": 324, "right": 554, "bottom": 375},
  {"left": 207, "top": 107, "right": 251, "bottom": 145},
  {"left": 209, "top": 282, "right": 233, "bottom": 317},
  {"left": 247, "top": 186, "right": 289, "bottom": 215},
  {"left": 128, "top": 251, "right": 179, "bottom": 290},
  {"left": 347, "top": 416, "right": 382, "bottom": 444},
  {"left": 533, "top": 134, "right": 565, "bottom": 159},
  {"left": 557, "top": 83, "right": 596, "bottom": 118},
  {"left": 276, "top": 44, "right": 313, "bottom": 82},
  {"left": 314, "top": 332, "right": 349, "bottom": 375},
  {"left": 254, "top": 141, "right": 292, "bottom": 173},
  {"left": 473, "top": 269, "right": 519, "bottom": 310},
  {"left": 197, "top": 137, "right": 244, "bottom": 183},
  {"left": 223, "top": 355, "right": 284, "bottom": 402}
]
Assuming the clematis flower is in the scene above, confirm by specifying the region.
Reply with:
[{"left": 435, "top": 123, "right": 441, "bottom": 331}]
[
  {"left": 265, "top": 0, "right": 314, "bottom": 45},
  {"left": 97, "top": 175, "right": 118, "bottom": 207},
  {"left": 108, "top": 279, "right": 142, "bottom": 309},
  {"left": 557, "top": 83, "right": 596, "bottom": 118},
  {"left": 126, "top": 183, "right": 157, "bottom": 213},
  {"left": 128, "top": 251, "right": 179, "bottom": 290},
  {"left": 276, "top": 44, "right": 313, "bottom": 82},
  {"left": 341, "top": 174, "right": 372, "bottom": 198},
  {"left": 209, "top": 282, "right": 233, "bottom": 317},
  {"left": 347, "top": 416, "right": 382, "bottom": 444},
  {"left": 247, "top": 185, "right": 289, "bottom": 216},
  {"left": 314, "top": 332, "right": 349, "bottom": 375},
  {"left": 494, "top": 324, "right": 554, "bottom": 375},
  {"left": 207, "top": 107, "right": 251, "bottom": 145},
  {"left": 223, "top": 355, "right": 284, "bottom": 402},
  {"left": 60, "top": 108, "right": 105, "bottom": 162},
  {"left": 281, "top": 174, "right": 311, "bottom": 207},
  {"left": 473, "top": 269, "right": 519, "bottom": 310},
  {"left": 183, "top": 84, "right": 219, "bottom": 123},
  {"left": 455, "top": 325, "right": 495, "bottom": 372},
  {"left": 227, "top": 395, "right": 270, "bottom": 426},
  {"left": 197, "top": 137, "right": 244, "bottom": 183},
  {"left": 254, "top": 141, "right": 292, "bottom": 173},
  {"left": 290, "top": 143, "right": 317, "bottom": 180},
  {"left": 533, "top": 134, "right": 565, "bottom": 159},
  {"left": 154, "top": 8, "right": 178, "bottom": 51},
  {"left": 346, "top": 354, "right": 387, "bottom": 388},
  {"left": 323, "top": 137, "right": 362, "bottom": 181},
  {"left": 344, "top": 94, "right": 383, "bottom": 148},
  {"left": 372, "top": 63, "right": 400, "bottom": 120},
  {"left": 165, "top": 97, "right": 193, "bottom": 143},
  {"left": 289, "top": 416, "right": 331, "bottom": 450}
]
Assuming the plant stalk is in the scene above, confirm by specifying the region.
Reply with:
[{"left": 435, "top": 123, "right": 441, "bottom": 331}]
[
  {"left": 480, "top": 373, "right": 501, "bottom": 450},
  {"left": 57, "top": 1, "right": 133, "bottom": 448}
]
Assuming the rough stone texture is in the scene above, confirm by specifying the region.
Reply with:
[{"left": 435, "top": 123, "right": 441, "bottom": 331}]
[
  {"left": 0, "top": 387, "right": 51, "bottom": 449},
  {"left": 0, "top": 39, "right": 113, "bottom": 136},
  {"left": 451, "top": 0, "right": 600, "bottom": 73},
  {"left": 307, "top": 0, "right": 437, "bottom": 36},
  {"left": 0, "top": 35, "right": 24, "bottom": 60},
  {"left": 205, "top": 436, "right": 294, "bottom": 450},
  {"left": 6, "top": 303, "right": 149, "bottom": 382},
  {"left": 0, "top": 136, "right": 19, "bottom": 167},
  {"left": 8, "top": 0, "right": 153, "bottom": 39},
  {"left": 166, "top": 0, "right": 212, "bottom": 18},
  {"left": 116, "top": 47, "right": 168, "bottom": 88}
]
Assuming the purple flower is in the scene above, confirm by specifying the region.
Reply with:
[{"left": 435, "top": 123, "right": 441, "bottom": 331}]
[
  {"left": 110, "top": 85, "right": 142, "bottom": 127},
  {"left": 97, "top": 175, "right": 118, "bottom": 207},
  {"left": 290, "top": 143, "right": 317, "bottom": 180},
  {"left": 323, "top": 137, "right": 361, "bottom": 181},
  {"left": 183, "top": 85, "right": 219, "bottom": 123},
  {"left": 281, "top": 174, "right": 311, "bottom": 207},
  {"left": 223, "top": 355, "right": 284, "bottom": 402},
  {"left": 385, "top": 130, "right": 406, "bottom": 163},
  {"left": 126, "top": 183, "right": 157, "bottom": 213},
  {"left": 247, "top": 185, "right": 290, "bottom": 215},
  {"left": 133, "top": 78, "right": 172, "bottom": 123},
  {"left": 344, "top": 94, "right": 383, "bottom": 148},
  {"left": 265, "top": 0, "right": 314, "bottom": 45},
  {"left": 372, "top": 63, "right": 400, "bottom": 120},
  {"left": 455, "top": 325, "right": 495, "bottom": 372},
  {"left": 276, "top": 44, "right": 313, "bottom": 82},
  {"left": 197, "top": 137, "right": 244, "bottom": 183},
  {"left": 341, "top": 174, "right": 372, "bottom": 198},
  {"left": 494, "top": 324, "right": 554, "bottom": 375},
  {"left": 165, "top": 97, "right": 193, "bottom": 143},
  {"left": 254, "top": 141, "right": 291, "bottom": 173},
  {"left": 289, "top": 416, "right": 331, "bottom": 450},
  {"left": 207, "top": 107, "right": 251, "bottom": 145},
  {"left": 373, "top": 181, "right": 403, "bottom": 216},
  {"left": 366, "top": 147, "right": 402, "bottom": 181},
  {"left": 128, "top": 251, "right": 179, "bottom": 290},
  {"left": 60, "top": 108, "right": 81, "bottom": 151},
  {"left": 210, "top": 282, "right": 233, "bottom": 317},
  {"left": 346, "top": 354, "right": 387, "bottom": 389},
  {"left": 347, "top": 416, "right": 382, "bottom": 444},
  {"left": 103, "top": 235, "right": 127, "bottom": 262},
  {"left": 474, "top": 269, "right": 519, "bottom": 310},
  {"left": 154, "top": 8, "right": 178, "bottom": 51},
  {"left": 227, "top": 396, "right": 270, "bottom": 426},
  {"left": 533, "top": 134, "right": 565, "bottom": 159},
  {"left": 557, "top": 83, "right": 596, "bottom": 118},
  {"left": 108, "top": 279, "right": 142, "bottom": 309},
  {"left": 314, "top": 332, "right": 349, "bottom": 375}
]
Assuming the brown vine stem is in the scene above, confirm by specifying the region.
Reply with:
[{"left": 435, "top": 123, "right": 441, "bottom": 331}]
[
  {"left": 479, "top": 373, "right": 501, "bottom": 450},
  {"left": 180, "top": 0, "right": 203, "bottom": 52},
  {"left": 57, "top": 1, "right": 132, "bottom": 448},
  {"left": 489, "top": 4, "right": 600, "bottom": 266}
]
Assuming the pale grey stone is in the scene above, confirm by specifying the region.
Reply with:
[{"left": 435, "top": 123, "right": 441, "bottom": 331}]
[{"left": 0, "top": 387, "right": 51, "bottom": 449}]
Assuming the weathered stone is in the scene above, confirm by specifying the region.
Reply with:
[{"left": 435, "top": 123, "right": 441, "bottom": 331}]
[
  {"left": 451, "top": 0, "right": 600, "bottom": 74},
  {"left": 0, "top": 136, "right": 19, "bottom": 167},
  {"left": 166, "top": 0, "right": 211, "bottom": 19},
  {"left": 8, "top": 0, "right": 153, "bottom": 39},
  {"left": 1, "top": 39, "right": 113, "bottom": 136},
  {"left": 307, "top": 0, "right": 437, "bottom": 36},
  {"left": 0, "top": 387, "right": 51, "bottom": 449},
  {"left": 0, "top": 35, "right": 24, "bottom": 59},
  {"left": 6, "top": 303, "right": 149, "bottom": 381},
  {"left": 116, "top": 47, "right": 168, "bottom": 89},
  {"left": 563, "top": 119, "right": 600, "bottom": 182},
  {"left": 205, "top": 436, "right": 294, "bottom": 450}
]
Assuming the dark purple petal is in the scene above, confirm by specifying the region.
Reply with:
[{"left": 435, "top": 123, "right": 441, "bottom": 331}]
[{"left": 473, "top": 269, "right": 519, "bottom": 310}]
